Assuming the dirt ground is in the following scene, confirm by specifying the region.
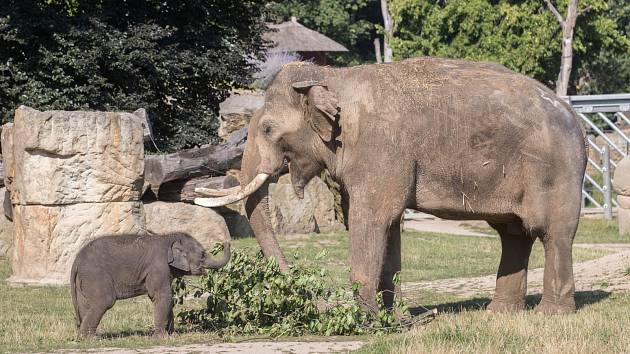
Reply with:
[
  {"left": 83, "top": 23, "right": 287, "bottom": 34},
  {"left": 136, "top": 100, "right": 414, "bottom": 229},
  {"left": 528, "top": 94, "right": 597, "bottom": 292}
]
[
  {"left": 47, "top": 341, "right": 365, "bottom": 354},
  {"left": 403, "top": 243, "right": 630, "bottom": 298}
]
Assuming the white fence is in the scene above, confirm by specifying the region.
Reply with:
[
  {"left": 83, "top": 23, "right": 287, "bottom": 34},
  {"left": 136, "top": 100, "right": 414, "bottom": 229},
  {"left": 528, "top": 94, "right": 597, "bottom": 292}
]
[{"left": 565, "top": 94, "right": 630, "bottom": 218}]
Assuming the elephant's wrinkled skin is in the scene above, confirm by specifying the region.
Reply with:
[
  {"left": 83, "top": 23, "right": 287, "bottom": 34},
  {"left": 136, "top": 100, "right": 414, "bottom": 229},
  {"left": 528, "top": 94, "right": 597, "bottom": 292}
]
[
  {"left": 70, "top": 233, "right": 230, "bottom": 337},
  {"left": 229, "top": 57, "right": 586, "bottom": 314}
]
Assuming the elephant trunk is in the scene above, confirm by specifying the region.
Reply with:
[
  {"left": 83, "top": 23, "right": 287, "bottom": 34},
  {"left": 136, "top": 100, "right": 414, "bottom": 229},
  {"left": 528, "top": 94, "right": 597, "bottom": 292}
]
[
  {"left": 245, "top": 181, "right": 289, "bottom": 271},
  {"left": 240, "top": 112, "right": 289, "bottom": 271},
  {"left": 204, "top": 243, "right": 231, "bottom": 269}
]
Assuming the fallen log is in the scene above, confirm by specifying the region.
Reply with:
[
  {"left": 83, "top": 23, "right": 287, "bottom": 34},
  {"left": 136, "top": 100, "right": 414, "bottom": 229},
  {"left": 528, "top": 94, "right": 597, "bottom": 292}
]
[{"left": 144, "top": 127, "right": 247, "bottom": 194}]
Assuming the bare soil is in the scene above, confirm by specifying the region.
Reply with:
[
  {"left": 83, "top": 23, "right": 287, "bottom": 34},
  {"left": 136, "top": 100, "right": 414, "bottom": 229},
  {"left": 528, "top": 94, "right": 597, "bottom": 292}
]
[
  {"left": 403, "top": 243, "right": 630, "bottom": 297},
  {"left": 44, "top": 341, "right": 364, "bottom": 354}
]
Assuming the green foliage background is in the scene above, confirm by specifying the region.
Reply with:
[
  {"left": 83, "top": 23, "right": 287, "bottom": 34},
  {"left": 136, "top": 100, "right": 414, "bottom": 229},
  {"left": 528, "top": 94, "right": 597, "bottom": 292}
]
[
  {"left": 0, "top": 0, "right": 268, "bottom": 151},
  {"left": 273, "top": 0, "right": 629, "bottom": 94},
  {"left": 388, "top": 0, "right": 629, "bottom": 92}
]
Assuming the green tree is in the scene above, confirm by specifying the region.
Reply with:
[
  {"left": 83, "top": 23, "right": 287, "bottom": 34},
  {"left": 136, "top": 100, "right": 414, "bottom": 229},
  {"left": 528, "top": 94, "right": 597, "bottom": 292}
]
[
  {"left": 0, "top": 0, "right": 268, "bottom": 151},
  {"left": 578, "top": 0, "right": 630, "bottom": 94},
  {"left": 267, "top": 0, "right": 382, "bottom": 65},
  {"left": 389, "top": 0, "right": 628, "bottom": 93}
]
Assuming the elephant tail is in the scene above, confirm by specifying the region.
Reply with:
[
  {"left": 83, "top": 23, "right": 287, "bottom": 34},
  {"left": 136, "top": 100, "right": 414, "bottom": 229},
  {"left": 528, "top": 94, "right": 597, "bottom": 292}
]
[{"left": 70, "top": 257, "right": 81, "bottom": 329}]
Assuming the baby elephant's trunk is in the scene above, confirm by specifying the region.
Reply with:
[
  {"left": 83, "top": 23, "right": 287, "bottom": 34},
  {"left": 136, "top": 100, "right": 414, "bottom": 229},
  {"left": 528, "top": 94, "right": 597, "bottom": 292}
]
[{"left": 204, "top": 243, "right": 231, "bottom": 269}]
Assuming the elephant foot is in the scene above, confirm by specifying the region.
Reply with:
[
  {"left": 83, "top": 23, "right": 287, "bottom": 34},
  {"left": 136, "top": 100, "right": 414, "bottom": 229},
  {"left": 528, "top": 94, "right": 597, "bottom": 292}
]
[
  {"left": 534, "top": 298, "right": 575, "bottom": 315},
  {"left": 77, "top": 330, "right": 97, "bottom": 340},
  {"left": 153, "top": 331, "right": 169, "bottom": 338},
  {"left": 486, "top": 299, "right": 525, "bottom": 313}
]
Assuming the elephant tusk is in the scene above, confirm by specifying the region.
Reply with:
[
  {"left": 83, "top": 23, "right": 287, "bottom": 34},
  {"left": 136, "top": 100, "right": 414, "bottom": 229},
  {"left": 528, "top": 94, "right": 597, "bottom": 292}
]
[
  {"left": 194, "top": 173, "right": 269, "bottom": 207},
  {"left": 195, "top": 185, "right": 241, "bottom": 197}
]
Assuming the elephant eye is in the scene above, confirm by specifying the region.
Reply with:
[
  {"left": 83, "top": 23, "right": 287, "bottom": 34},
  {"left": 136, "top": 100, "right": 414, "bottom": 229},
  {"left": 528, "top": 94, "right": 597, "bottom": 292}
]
[
  {"left": 264, "top": 125, "right": 272, "bottom": 136},
  {"left": 262, "top": 121, "right": 273, "bottom": 136}
]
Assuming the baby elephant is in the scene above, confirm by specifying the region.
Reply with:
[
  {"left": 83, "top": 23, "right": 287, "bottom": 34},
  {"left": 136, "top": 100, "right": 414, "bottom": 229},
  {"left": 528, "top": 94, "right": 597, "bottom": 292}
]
[{"left": 70, "top": 233, "right": 230, "bottom": 338}]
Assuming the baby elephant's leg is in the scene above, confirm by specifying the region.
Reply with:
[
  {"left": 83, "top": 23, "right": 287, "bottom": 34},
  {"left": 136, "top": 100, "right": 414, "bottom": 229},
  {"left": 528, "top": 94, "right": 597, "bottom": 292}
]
[
  {"left": 77, "top": 278, "right": 116, "bottom": 338},
  {"left": 150, "top": 290, "right": 175, "bottom": 337}
]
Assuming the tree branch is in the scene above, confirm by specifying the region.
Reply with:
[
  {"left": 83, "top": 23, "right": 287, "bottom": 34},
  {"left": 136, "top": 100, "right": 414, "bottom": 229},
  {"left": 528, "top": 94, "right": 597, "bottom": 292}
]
[
  {"left": 543, "top": 0, "right": 565, "bottom": 26},
  {"left": 578, "top": 5, "right": 593, "bottom": 16}
]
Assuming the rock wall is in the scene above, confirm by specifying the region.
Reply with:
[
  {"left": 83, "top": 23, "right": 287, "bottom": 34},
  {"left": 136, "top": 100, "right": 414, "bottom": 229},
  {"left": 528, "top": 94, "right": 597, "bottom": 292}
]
[
  {"left": 217, "top": 90, "right": 264, "bottom": 140},
  {"left": 268, "top": 174, "right": 345, "bottom": 235},
  {"left": 144, "top": 201, "right": 230, "bottom": 248},
  {"left": 0, "top": 188, "right": 13, "bottom": 259},
  {"left": 1, "top": 106, "right": 146, "bottom": 284},
  {"left": 613, "top": 156, "right": 630, "bottom": 235}
]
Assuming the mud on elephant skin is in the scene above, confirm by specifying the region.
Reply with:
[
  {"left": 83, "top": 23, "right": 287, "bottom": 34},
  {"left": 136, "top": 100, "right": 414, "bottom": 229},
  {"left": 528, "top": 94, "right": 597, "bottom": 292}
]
[
  {"left": 70, "top": 233, "right": 230, "bottom": 338},
  {"left": 195, "top": 57, "right": 587, "bottom": 314}
]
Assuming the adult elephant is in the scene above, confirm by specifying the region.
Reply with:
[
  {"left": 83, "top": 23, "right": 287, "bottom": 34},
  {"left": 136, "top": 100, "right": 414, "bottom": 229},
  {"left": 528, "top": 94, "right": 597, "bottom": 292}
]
[{"left": 196, "top": 57, "right": 587, "bottom": 314}]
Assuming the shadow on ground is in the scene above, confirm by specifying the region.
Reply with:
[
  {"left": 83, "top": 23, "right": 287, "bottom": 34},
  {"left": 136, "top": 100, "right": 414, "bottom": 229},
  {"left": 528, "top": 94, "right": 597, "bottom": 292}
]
[
  {"left": 98, "top": 329, "right": 158, "bottom": 340},
  {"left": 409, "top": 290, "right": 611, "bottom": 316}
]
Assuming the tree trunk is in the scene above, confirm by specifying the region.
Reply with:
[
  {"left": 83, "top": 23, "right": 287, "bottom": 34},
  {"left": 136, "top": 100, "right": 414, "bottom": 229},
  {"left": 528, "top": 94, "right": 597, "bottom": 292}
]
[
  {"left": 544, "top": 0, "right": 578, "bottom": 96},
  {"left": 380, "top": 0, "right": 394, "bottom": 63},
  {"left": 374, "top": 38, "right": 383, "bottom": 64},
  {"left": 557, "top": 0, "right": 578, "bottom": 96}
]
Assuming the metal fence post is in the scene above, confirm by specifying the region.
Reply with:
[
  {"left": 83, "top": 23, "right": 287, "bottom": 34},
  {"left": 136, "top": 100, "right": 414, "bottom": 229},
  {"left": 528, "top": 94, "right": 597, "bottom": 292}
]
[{"left": 602, "top": 145, "right": 613, "bottom": 219}]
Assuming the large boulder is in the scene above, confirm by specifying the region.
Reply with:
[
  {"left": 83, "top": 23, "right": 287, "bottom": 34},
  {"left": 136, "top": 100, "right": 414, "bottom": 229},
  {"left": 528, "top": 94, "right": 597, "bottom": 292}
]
[
  {"left": 3, "top": 106, "right": 144, "bottom": 205},
  {"left": 268, "top": 174, "right": 345, "bottom": 235},
  {"left": 144, "top": 201, "right": 230, "bottom": 248},
  {"left": 2, "top": 106, "right": 146, "bottom": 284},
  {"left": 0, "top": 188, "right": 13, "bottom": 259},
  {"left": 614, "top": 155, "right": 630, "bottom": 235},
  {"left": 613, "top": 156, "right": 630, "bottom": 196},
  {"left": 218, "top": 91, "right": 264, "bottom": 140},
  {"left": 10, "top": 202, "right": 145, "bottom": 284}
]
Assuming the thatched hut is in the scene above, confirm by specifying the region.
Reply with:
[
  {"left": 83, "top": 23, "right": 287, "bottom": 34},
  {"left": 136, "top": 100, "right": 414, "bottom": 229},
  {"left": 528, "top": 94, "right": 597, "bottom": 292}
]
[{"left": 264, "top": 17, "right": 348, "bottom": 65}]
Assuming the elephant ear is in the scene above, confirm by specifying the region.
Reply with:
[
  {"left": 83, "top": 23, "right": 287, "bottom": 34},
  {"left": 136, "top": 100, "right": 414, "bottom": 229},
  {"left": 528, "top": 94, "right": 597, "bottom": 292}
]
[
  {"left": 292, "top": 81, "right": 340, "bottom": 142},
  {"left": 168, "top": 240, "right": 190, "bottom": 272}
]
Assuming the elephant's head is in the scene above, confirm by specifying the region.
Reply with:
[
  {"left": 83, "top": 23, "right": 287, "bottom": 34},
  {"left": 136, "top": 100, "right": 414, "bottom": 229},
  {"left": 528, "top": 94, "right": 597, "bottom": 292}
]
[
  {"left": 168, "top": 234, "right": 231, "bottom": 275},
  {"left": 196, "top": 63, "right": 340, "bottom": 206},
  {"left": 195, "top": 63, "right": 341, "bottom": 271}
]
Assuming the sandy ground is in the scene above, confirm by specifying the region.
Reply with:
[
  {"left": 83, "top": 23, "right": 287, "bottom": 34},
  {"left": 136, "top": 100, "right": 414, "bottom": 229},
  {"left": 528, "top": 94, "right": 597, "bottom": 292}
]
[
  {"left": 403, "top": 243, "right": 630, "bottom": 297},
  {"left": 49, "top": 341, "right": 364, "bottom": 354},
  {"left": 403, "top": 212, "right": 491, "bottom": 237}
]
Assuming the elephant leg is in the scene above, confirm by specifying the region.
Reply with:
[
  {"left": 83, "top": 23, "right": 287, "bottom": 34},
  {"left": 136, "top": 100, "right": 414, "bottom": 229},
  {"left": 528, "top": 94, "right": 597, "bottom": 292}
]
[
  {"left": 150, "top": 290, "right": 175, "bottom": 336},
  {"left": 380, "top": 218, "right": 402, "bottom": 309},
  {"left": 77, "top": 277, "right": 115, "bottom": 338},
  {"left": 487, "top": 221, "right": 535, "bottom": 313},
  {"left": 535, "top": 219, "right": 578, "bottom": 314},
  {"left": 348, "top": 201, "right": 397, "bottom": 311},
  {"left": 79, "top": 303, "right": 113, "bottom": 338}
]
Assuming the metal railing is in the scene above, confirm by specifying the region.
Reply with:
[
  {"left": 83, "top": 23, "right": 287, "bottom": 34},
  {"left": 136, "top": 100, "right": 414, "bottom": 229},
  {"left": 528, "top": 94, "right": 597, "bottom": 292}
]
[{"left": 564, "top": 94, "right": 630, "bottom": 219}]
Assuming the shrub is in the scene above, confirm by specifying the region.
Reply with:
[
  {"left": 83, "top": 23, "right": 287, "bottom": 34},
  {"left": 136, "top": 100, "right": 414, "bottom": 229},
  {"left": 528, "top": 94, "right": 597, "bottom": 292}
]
[
  {"left": 0, "top": 0, "right": 268, "bottom": 151},
  {"left": 173, "top": 247, "right": 410, "bottom": 336}
]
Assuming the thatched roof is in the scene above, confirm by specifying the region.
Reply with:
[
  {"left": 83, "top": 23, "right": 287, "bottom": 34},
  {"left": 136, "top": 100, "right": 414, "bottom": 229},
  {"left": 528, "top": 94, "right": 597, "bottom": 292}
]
[{"left": 264, "top": 17, "right": 348, "bottom": 53}]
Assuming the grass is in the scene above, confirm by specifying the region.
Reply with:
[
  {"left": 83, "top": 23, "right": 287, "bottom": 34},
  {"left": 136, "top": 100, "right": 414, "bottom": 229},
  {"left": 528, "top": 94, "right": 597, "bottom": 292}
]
[
  {"left": 268, "top": 231, "right": 610, "bottom": 287},
  {"left": 358, "top": 291, "right": 630, "bottom": 354},
  {"left": 0, "top": 217, "right": 626, "bottom": 352},
  {"left": 461, "top": 218, "right": 628, "bottom": 244}
]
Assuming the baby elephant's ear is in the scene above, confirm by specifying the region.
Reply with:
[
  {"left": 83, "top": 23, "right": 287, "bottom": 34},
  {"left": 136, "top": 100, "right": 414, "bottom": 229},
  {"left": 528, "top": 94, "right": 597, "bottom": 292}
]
[
  {"left": 168, "top": 240, "right": 190, "bottom": 272},
  {"left": 292, "top": 81, "right": 340, "bottom": 142}
]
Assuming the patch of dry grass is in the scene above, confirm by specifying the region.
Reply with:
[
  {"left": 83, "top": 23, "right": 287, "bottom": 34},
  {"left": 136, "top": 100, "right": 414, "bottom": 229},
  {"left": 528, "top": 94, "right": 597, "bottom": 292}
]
[{"left": 359, "top": 291, "right": 630, "bottom": 354}]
